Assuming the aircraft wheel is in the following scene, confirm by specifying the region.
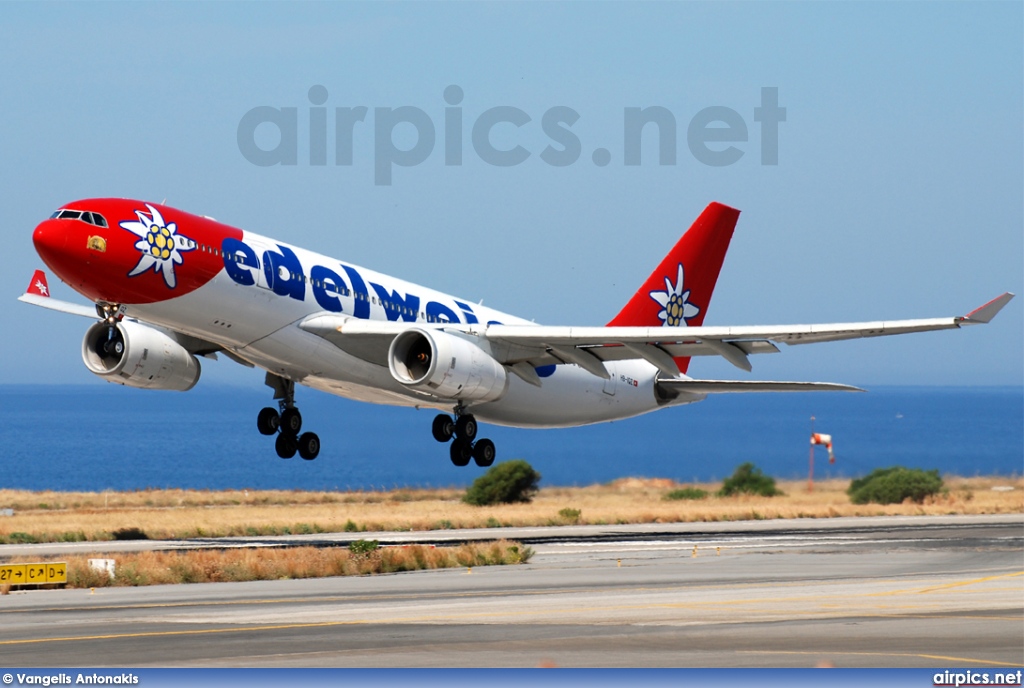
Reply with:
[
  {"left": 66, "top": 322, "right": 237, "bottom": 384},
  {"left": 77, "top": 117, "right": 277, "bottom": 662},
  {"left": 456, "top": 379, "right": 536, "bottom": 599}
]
[
  {"left": 280, "top": 408, "right": 302, "bottom": 436},
  {"left": 455, "top": 414, "right": 477, "bottom": 441},
  {"left": 257, "top": 407, "right": 280, "bottom": 436},
  {"left": 275, "top": 432, "right": 297, "bottom": 459},
  {"left": 472, "top": 439, "right": 495, "bottom": 467},
  {"left": 450, "top": 438, "right": 472, "bottom": 467},
  {"left": 298, "top": 432, "right": 320, "bottom": 460},
  {"left": 432, "top": 414, "right": 455, "bottom": 443}
]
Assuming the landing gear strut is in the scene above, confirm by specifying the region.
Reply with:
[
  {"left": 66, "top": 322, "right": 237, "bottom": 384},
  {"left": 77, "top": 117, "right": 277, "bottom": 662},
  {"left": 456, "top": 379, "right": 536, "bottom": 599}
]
[
  {"left": 258, "top": 373, "right": 320, "bottom": 460},
  {"left": 433, "top": 406, "right": 495, "bottom": 468},
  {"left": 93, "top": 303, "right": 125, "bottom": 359}
]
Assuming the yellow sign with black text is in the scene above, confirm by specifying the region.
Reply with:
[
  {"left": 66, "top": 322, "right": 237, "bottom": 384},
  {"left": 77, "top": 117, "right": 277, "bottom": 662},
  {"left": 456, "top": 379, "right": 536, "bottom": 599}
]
[{"left": 0, "top": 561, "right": 66, "bottom": 585}]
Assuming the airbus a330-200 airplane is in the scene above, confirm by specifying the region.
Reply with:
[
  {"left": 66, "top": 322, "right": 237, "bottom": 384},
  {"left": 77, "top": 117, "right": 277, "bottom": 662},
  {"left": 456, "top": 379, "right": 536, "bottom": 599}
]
[{"left": 21, "top": 199, "right": 1013, "bottom": 465}]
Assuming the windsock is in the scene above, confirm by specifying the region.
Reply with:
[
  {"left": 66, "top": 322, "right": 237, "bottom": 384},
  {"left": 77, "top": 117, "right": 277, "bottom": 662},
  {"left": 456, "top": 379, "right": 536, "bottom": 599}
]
[{"left": 811, "top": 433, "right": 835, "bottom": 463}]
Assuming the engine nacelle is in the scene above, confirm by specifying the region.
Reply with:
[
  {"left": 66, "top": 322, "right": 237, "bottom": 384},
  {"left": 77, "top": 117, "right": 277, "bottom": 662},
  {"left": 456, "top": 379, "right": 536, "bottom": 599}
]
[
  {"left": 388, "top": 328, "right": 508, "bottom": 402},
  {"left": 82, "top": 320, "right": 201, "bottom": 391}
]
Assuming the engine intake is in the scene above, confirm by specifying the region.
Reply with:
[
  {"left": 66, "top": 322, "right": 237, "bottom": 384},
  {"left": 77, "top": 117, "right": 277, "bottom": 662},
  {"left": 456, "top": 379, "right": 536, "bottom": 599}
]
[
  {"left": 82, "top": 320, "right": 201, "bottom": 391},
  {"left": 388, "top": 328, "right": 507, "bottom": 402}
]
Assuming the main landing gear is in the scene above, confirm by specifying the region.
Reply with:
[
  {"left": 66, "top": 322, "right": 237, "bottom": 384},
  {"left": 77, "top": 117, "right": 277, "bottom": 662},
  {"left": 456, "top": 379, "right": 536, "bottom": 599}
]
[
  {"left": 432, "top": 407, "right": 495, "bottom": 468},
  {"left": 257, "top": 374, "right": 320, "bottom": 460}
]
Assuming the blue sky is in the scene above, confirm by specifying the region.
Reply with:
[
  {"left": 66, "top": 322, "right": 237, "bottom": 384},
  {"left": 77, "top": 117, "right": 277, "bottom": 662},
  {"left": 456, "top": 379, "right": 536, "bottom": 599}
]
[{"left": 2, "top": 2, "right": 1021, "bottom": 387}]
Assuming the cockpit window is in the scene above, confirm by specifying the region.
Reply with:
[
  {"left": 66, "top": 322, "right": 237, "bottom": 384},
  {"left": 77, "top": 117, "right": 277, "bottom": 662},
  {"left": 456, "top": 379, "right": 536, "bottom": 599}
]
[
  {"left": 82, "top": 212, "right": 109, "bottom": 228},
  {"left": 52, "top": 209, "right": 108, "bottom": 227}
]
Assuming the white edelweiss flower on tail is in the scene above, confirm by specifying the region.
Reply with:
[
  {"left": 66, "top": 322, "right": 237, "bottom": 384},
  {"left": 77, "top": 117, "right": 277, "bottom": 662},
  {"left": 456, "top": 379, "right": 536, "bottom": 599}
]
[
  {"left": 649, "top": 263, "right": 700, "bottom": 326},
  {"left": 120, "top": 204, "right": 196, "bottom": 289}
]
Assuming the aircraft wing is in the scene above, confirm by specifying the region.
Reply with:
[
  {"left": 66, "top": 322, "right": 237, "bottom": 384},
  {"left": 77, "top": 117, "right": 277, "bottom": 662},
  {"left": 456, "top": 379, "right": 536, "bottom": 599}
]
[
  {"left": 19, "top": 269, "right": 98, "bottom": 318},
  {"left": 18, "top": 292, "right": 98, "bottom": 318},
  {"left": 300, "top": 315, "right": 409, "bottom": 368},
  {"left": 477, "top": 292, "right": 1015, "bottom": 377},
  {"left": 301, "top": 293, "right": 1014, "bottom": 379}
]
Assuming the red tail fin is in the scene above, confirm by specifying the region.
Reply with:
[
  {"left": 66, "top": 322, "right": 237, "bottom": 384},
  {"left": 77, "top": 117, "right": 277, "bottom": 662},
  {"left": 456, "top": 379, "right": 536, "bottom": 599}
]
[
  {"left": 26, "top": 269, "right": 51, "bottom": 297},
  {"left": 606, "top": 202, "right": 740, "bottom": 374}
]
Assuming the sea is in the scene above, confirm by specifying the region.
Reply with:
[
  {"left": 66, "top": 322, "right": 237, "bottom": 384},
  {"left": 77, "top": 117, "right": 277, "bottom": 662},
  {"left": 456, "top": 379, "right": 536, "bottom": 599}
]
[{"left": 2, "top": 384, "right": 1021, "bottom": 492}]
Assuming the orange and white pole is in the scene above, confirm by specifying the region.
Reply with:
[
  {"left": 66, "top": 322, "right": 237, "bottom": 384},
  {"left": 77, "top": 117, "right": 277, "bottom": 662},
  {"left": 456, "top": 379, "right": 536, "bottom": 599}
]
[{"left": 808, "top": 416, "right": 815, "bottom": 492}]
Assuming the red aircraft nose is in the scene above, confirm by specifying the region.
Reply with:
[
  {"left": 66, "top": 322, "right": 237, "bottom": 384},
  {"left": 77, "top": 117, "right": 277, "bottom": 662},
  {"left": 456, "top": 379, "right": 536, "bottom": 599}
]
[
  {"left": 33, "top": 219, "right": 69, "bottom": 264},
  {"left": 31, "top": 217, "right": 97, "bottom": 299}
]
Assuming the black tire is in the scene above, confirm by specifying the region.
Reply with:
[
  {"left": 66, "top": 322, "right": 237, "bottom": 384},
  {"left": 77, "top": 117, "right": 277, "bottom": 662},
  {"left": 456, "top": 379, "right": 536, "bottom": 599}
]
[
  {"left": 432, "top": 414, "right": 455, "bottom": 443},
  {"left": 298, "top": 432, "right": 320, "bottom": 460},
  {"left": 471, "top": 440, "right": 495, "bottom": 466},
  {"left": 472, "top": 438, "right": 495, "bottom": 467},
  {"left": 450, "top": 438, "right": 472, "bottom": 467},
  {"left": 275, "top": 432, "right": 297, "bottom": 459},
  {"left": 280, "top": 407, "right": 302, "bottom": 436},
  {"left": 257, "top": 407, "right": 280, "bottom": 436},
  {"left": 455, "top": 414, "right": 477, "bottom": 441}
]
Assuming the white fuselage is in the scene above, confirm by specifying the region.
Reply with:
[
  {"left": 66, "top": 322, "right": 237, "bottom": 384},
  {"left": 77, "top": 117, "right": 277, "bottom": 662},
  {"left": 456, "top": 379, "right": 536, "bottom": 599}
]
[{"left": 122, "top": 230, "right": 699, "bottom": 428}]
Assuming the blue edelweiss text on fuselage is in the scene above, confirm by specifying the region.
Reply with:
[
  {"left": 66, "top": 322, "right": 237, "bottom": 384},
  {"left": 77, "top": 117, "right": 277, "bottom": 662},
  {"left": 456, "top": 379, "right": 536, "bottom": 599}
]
[{"left": 220, "top": 237, "right": 485, "bottom": 324}]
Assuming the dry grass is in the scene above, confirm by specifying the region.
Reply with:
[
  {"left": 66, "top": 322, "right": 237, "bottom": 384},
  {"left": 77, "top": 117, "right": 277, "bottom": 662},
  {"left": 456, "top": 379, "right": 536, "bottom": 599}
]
[
  {"left": 0, "top": 475, "right": 1020, "bottom": 544},
  {"left": 4, "top": 540, "right": 531, "bottom": 588}
]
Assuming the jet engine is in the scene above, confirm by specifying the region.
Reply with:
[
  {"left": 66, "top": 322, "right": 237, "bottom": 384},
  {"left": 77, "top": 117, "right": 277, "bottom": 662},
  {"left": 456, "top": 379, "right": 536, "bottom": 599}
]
[
  {"left": 82, "top": 320, "right": 201, "bottom": 391},
  {"left": 388, "top": 328, "right": 507, "bottom": 402}
]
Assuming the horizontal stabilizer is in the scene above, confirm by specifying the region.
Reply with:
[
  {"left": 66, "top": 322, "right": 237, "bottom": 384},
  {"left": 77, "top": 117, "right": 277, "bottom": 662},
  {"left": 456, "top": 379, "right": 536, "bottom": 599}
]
[
  {"left": 657, "top": 378, "right": 865, "bottom": 393},
  {"left": 18, "top": 293, "right": 97, "bottom": 318}
]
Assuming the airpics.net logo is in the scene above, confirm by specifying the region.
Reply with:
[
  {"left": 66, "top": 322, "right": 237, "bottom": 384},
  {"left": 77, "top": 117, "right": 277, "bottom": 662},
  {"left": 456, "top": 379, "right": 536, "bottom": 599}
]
[{"left": 237, "top": 85, "right": 786, "bottom": 185}]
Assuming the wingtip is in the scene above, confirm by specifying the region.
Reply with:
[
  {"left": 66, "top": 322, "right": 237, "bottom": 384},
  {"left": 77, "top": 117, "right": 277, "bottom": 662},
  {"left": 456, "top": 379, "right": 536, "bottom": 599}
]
[{"left": 961, "top": 292, "right": 1015, "bottom": 324}]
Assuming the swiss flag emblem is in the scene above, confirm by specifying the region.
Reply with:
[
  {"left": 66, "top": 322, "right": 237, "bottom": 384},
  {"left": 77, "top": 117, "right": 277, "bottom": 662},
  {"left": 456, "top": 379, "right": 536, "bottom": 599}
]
[{"left": 27, "top": 269, "right": 50, "bottom": 297}]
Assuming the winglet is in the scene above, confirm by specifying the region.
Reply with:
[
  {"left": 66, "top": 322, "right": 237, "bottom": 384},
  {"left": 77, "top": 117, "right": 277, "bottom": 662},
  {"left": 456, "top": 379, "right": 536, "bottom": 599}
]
[
  {"left": 26, "top": 269, "right": 50, "bottom": 298},
  {"left": 959, "top": 292, "right": 1015, "bottom": 324}
]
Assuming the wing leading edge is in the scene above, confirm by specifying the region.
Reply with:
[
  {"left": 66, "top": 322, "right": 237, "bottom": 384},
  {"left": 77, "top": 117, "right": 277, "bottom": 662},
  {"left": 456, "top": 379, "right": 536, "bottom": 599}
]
[
  {"left": 476, "top": 292, "right": 1016, "bottom": 376},
  {"left": 300, "top": 292, "right": 1014, "bottom": 385}
]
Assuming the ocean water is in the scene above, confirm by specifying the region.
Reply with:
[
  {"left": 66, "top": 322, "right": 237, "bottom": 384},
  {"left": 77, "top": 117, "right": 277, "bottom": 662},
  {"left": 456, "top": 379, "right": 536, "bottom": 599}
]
[{"left": 2, "top": 384, "right": 1021, "bottom": 492}]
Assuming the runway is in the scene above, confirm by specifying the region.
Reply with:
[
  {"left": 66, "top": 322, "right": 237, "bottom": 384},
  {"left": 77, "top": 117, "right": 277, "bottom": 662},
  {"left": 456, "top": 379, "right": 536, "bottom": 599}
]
[{"left": 1, "top": 515, "right": 1021, "bottom": 667}]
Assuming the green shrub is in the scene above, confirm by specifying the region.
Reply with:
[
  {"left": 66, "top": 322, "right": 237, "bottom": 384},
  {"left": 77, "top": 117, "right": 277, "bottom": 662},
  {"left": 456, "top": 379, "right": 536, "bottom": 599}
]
[
  {"left": 847, "top": 466, "right": 943, "bottom": 505},
  {"left": 664, "top": 487, "right": 709, "bottom": 501},
  {"left": 463, "top": 460, "right": 541, "bottom": 506},
  {"left": 558, "top": 507, "right": 582, "bottom": 524},
  {"left": 348, "top": 539, "right": 380, "bottom": 556},
  {"left": 7, "top": 532, "right": 38, "bottom": 544},
  {"left": 718, "top": 462, "right": 782, "bottom": 497}
]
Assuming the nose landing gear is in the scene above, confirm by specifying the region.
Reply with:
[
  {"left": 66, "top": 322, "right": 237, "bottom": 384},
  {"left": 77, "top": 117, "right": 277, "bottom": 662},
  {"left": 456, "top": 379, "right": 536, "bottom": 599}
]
[
  {"left": 433, "top": 407, "right": 495, "bottom": 467},
  {"left": 258, "top": 374, "right": 320, "bottom": 460}
]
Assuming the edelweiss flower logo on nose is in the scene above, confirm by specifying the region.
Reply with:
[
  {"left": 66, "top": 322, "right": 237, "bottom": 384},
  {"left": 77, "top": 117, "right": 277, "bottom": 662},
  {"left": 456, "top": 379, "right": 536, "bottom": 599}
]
[
  {"left": 120, "top": 204, "right": 196, "bottom": 289},
  {"left": 649, "top": 263, "right": 700, "bottom": 326}
]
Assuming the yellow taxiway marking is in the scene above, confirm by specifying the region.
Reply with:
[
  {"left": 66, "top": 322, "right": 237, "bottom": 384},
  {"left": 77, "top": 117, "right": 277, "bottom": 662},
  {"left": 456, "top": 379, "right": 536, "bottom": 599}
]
[
  {"left": 869, "top": 571, "right": 1024, "bottom": 597},
  {"left": 914, "top": 571, "right": 1024, "bottom": 594},
  {"left": 6, "top": 569, "right": 1020, "bottom": 617},
  {"left": 738, "top": 649, "right": 1020, "bottom": 668},
  {"left": 1, "top": 602, "right": 1019, "bottom": 648},
  {"left": 0, "top": 620, "right": 368, "bottom": 646}
]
